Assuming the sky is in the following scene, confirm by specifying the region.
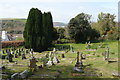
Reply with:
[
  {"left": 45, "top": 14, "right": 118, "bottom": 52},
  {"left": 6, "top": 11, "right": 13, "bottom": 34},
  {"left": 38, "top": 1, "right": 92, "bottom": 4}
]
[{"left": 0, "top": 0, "right": 119, "bottom": 23}]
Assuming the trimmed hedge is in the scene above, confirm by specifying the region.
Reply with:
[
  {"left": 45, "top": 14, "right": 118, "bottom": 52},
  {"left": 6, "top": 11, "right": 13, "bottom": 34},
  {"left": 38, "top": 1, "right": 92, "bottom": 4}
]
[{"left": 2, "top": 40, "right": 24, "bottom": 48}]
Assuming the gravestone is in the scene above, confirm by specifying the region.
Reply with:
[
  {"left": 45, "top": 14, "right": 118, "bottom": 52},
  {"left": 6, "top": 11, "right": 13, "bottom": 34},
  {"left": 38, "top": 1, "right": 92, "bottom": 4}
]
[
  {"left": 1, "top": 31, "right": 9, "bottom": 41},
  {"left": 107, "top": 47, "right": 110, "bottom": 62},
  {"left": 17, "top": 50, "right": 21, "bottom": 56},
  {"left": 18, "top": 48, "right": 21, "bottom": 53},
  {"left": 53, "top": 53, "right": 59, "bottom": 64},
  {"left": 45, "top": 53, "right": 49, "bottom": 58},
  {"left": 62, "top": 53, "right": 65, "bottom": 58},
  {"left": 80, "top": 53, "right": 85, "bottom": 60},
  {"left": 11, "top": 51, "right": 14, "bottom": 54},
  {"left": 102, "top": 51, "right": 107, "bottom": 60},
  {"left": 8, "top": 53, "right": 13, "bottom": 62},
  {"left": 2, "top": 50, "right": 5, "bottom": 54},
  {"left": 73, "top": 51, "right": 84, "bottom": 73},
  {"left": 30, "top": 48, "right": 33, "bottom": 52},
  {"left": 70, "top": 46, "right": 74, "bottom": 53},
  {"left": 29, "top": 57, "right": 37, "bottom": 71},
  {"left": 21, "top": 52, "right": 26, "bottom": 59},
  {"left": 46, "top": 52, "right": 54, "bottom": 67},
  {"left": 53, "top": 48, "right": 56, "bottom": 53},
  {"left": 14, "top": 53, "right": 18, "bottom": 58},
  {"left": 53, "top": 48, "right": 59, "bottom": 64},
  {"left": 20, "top": 70, "right": 29, "bottom": 79},
  {"left": 25, "top": 50, "right": 29, "bottom": 54},
  {"left": 11, "top": 73, "right": 21, "bottom": 79},
  {"left": 21, "top": 48, "right": 24, "bottom": 52},
  {"left": 5, "top": 49, "right": 8, "bottom": 53},
  {"left": 75, "top": 52, "right": 80, "bottom": 67},
  {"left": 30, "top": 51, "right": 34, "bottom": 57},
  {"left": 43, "top": 57, "right": 48, "bottom": 67},
  {"left": 53, "top": 56, "right": 59, "bottom": 64}
]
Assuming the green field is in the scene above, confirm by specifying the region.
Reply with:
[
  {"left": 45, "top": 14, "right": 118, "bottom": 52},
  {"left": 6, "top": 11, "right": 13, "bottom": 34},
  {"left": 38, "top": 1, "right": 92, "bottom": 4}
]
[{"left": 0, "top": 40, "right": 118, "bottom": 79}]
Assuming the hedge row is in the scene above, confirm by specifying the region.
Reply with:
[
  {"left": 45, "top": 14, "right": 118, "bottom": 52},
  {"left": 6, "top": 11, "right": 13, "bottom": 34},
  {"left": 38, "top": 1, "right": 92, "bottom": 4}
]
[{"left": 2, "top": 40, "right": 24, "bottom": 48}]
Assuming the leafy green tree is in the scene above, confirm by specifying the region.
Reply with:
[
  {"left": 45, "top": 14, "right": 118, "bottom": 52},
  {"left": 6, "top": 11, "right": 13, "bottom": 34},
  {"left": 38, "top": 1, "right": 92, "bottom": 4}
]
[
  {"left": 97, "top": 12, "right": 118, "bottom": 40},
  {"left": 57, "top": 27, "right": 65, "bottom": 39},
  {"left": 68, "top": 13, "right": 99, "bottom": 43},
  {"left": 97, "top": 12, "right": 116, "bottom": 35},
  {"left": 52, "top": 28, "right": 59, "bottom": 41}
]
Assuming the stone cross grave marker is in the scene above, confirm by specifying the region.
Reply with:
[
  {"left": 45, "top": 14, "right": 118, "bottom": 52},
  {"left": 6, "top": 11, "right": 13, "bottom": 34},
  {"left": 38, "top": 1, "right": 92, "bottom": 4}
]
[{"left": 73, "top": 51, "right": 84, "bottom": 73}]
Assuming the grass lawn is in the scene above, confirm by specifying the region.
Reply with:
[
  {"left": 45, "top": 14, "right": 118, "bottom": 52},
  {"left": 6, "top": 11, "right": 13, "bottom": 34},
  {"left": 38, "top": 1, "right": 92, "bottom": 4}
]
[{"left": 1, "top": 40, "right": 118, "bottom": 79}]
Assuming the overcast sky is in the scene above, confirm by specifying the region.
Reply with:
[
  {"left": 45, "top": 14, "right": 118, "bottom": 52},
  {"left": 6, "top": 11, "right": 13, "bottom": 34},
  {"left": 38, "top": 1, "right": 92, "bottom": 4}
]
[{"left": 0, "top": 0, "right": 119, "bottom": 23}]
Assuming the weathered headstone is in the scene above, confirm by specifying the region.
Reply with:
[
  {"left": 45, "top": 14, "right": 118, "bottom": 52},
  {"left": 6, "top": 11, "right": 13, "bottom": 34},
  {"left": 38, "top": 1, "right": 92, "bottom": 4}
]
[
  {"left": 8, "top": 53, "right": 13, "bottom": 62},
  {"left": 43, "top": 57, "right": 48, "bottom": 67},
  {"left": 30, "top": 51, "right": 34, "bottom": 57},
  {"left": 29, "top": 57, "right": 37, "bottom": 71},
  {"left": 21, "top": 48, "right": 24, "bottom": 52},
  {"left": 70, "top": 46, "right": 74, "bottom": 53},
  {"left": 73, "top": 51, "right": 84, "bottom": 73},
  {"left": 30, "top": 48, "right": 33, "bottom": 52},
  {"left": 107, "top": 47, "right": 110, "bottom": 62},
  {"left": 53, "top": 48, "right": 56, "bottom": 53},
  {"left": 11, "top": 51, "right": 14, "bottom": 54},
  {"left": 61, "top": 54, "right": 65, "bottom": 58},
  {"left": 25, "top": 49, "right": 29, "bottom": 54},
  {"left": 80, "top": 53, "right": 86, "bottom": 60},
  {"left": 21, "top": 52, "right": 26, "bottom": 59},
  {"left": 17, "top": 50, "right": 21, "bottom": 56},
  {"left": 75, "top": 52, "right": 80, "bottom": 67},
  {"left": 53, "top": 56, "right": 59, "bottom": 64},
  {"left": 102, "top": 51, "right": 107, "bottom": 60},
  {"left": 2, "top": 50, "right": 5, "bottom": 54},
  {"left": 46, "top": 52, "right": 54, "bottom": 66},
  {"left": 20, "top": 70, "right": 29, "bottom": 79},
  {"left": 5, "top": 49, "right": 8, "bottom": 53},
  {"left": 11, "top": 73, "right": 21, "bottom": 79},
  {"left": 14, "top": 54, "right": 18, "bottom": 58}
]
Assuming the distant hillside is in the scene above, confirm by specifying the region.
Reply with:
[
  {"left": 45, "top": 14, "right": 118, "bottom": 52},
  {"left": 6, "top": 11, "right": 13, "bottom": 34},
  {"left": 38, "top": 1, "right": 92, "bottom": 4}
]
[
  {"left": 1, "top": 18, "right": 26, "bottom": 32},
  {"left": 0, "top": 18, "right": 67, "bottom": 32},
  {"left": 53, "top": 22, "right": 66, "bottom": 27}
]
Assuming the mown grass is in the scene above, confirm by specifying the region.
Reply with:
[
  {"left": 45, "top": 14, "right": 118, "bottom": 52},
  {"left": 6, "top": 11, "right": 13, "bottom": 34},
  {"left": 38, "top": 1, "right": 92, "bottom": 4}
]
[{"left": 1, "top": 40, "right": 118, "bottom": 79}]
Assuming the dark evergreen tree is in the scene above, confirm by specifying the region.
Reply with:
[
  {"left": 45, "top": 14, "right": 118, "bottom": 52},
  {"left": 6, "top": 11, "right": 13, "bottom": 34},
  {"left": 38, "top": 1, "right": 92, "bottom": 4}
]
[{"left": 23, "top": 8, "right": 54, "bottom": 52}]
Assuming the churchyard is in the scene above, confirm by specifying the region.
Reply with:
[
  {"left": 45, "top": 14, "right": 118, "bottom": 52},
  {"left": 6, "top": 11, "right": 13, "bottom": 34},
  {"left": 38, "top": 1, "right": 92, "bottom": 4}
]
[{"left": 0, "top": 40, "right": 118, "bottom": 79}]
